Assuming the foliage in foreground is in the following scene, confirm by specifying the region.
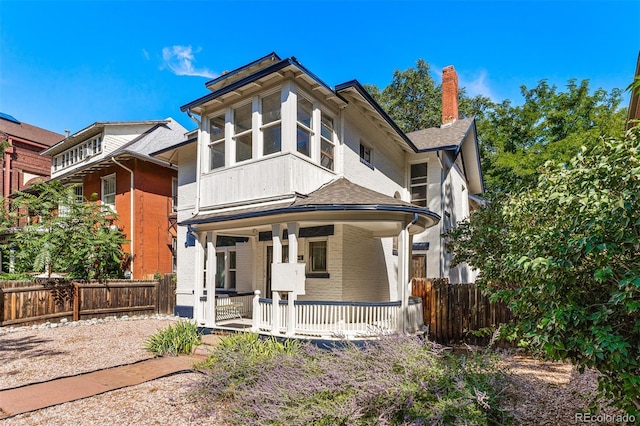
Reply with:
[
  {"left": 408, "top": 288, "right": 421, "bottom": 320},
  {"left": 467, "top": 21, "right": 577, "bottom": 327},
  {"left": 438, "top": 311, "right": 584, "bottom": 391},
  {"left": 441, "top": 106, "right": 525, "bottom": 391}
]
[
  {"left": 191, "top": 333, "right": 509, "bottom": 425},
  {"left": 8, "top": 180, "right": 127, "bottom": 280},
  {"left": 446, "top": 126, "right": 640, "bottom": 415},
  {"left": 144, "top": 321, "right": 202, "bottom": 356}
]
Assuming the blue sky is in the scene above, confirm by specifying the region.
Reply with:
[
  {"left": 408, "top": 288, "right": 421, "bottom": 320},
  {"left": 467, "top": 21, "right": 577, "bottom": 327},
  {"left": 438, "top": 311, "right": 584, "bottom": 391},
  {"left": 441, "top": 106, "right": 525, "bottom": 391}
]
[{"left": 1, "top": 0, "right": 638, "bottom": 135}]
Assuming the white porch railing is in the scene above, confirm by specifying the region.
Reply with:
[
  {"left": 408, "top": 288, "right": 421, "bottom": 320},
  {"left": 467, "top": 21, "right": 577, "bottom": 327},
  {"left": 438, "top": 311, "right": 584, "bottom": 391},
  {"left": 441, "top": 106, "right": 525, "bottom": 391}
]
[
  {"left": 215, "top": 292, "right": 254, "bottom": 321},
  {"left": 251, "top": 291, "right": 425, "bottom": 338}
]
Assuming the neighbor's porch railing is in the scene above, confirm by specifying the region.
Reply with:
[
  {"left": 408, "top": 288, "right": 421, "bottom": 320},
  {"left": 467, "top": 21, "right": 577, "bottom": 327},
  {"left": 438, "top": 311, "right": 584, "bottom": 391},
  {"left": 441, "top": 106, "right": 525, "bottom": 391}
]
[{"left": 251, "top": 290, "right": 424, "bottom": 338}]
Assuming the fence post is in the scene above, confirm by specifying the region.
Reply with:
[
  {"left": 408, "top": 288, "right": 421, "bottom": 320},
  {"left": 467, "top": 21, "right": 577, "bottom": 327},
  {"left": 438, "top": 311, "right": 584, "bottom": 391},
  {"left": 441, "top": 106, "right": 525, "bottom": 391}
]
[{"left": 73, "top": 282, "right": 80, "bottom": 321}]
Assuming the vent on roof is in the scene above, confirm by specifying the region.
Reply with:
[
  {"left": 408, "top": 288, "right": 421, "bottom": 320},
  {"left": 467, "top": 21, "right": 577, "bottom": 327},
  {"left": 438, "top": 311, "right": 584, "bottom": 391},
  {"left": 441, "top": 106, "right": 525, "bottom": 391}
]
[{"left": 0, "top": 112, "right": 20, "bottom": 124}]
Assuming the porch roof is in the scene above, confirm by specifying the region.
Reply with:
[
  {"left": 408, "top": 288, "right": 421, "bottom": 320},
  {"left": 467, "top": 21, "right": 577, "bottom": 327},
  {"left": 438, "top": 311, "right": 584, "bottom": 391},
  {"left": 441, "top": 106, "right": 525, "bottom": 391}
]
[{"left": 181, "top": 178, "right": 440, "bottom": 233}]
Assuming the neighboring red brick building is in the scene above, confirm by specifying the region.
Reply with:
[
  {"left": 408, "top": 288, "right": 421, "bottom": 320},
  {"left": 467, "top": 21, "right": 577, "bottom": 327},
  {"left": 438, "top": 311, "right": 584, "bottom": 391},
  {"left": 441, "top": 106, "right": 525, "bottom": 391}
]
[
  {"left": 41, "top": 119, "right": 187, "bottom": 279},
  {"left": 0, "top": 113, "right": 63, "bottom": 198}
]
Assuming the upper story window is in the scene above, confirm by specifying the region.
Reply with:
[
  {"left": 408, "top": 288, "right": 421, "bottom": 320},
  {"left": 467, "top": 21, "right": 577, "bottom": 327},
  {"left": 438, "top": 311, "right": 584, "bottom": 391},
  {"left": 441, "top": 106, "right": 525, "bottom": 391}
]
[
  {"left": 102, "top": 174, "right": 116, "bottom": 211},
  {"left": 359, "top": 142, "right": 373, "bottom": 166},
  {"left": 410, "top": 163, "right": 428, "bottom": 207},
  {"left": 53, "top": 135, "right": 102, "bottom": 172},
  {"left": 261, "top": 91, "right": 281, "bottom": 155},
  {"left": 320, "top": 112, "right": 335, "bottom": 170},
  {"left": 209, "top": 113, "right": 225, "bottom": 170},
  {"left": 297, "top": 95, "right": 313, "bottom": 157},
  {"left": 234, "top": 103, "right": 253, "bottom": 162}
]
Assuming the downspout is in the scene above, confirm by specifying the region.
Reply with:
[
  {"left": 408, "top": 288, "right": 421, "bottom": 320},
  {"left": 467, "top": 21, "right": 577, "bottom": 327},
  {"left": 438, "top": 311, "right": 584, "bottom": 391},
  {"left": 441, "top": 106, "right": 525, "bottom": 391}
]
[
  {"left": 112, "top": 157, "right": 134, "bottom": 279},
  {"left": 187, "top": 109, "right": 202, "bottom": 215}
]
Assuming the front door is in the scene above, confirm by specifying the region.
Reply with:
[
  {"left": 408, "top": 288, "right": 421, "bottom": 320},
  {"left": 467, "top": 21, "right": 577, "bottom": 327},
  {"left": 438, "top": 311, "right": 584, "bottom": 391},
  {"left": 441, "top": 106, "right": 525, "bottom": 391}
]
[{"left": 266, "top": 244, "right": 289, "bottom": 299}]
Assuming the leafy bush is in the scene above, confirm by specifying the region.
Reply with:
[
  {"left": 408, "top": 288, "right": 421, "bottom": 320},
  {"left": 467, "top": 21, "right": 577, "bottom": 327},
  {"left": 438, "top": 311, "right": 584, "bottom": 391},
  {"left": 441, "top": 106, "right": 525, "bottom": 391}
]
[
  {"left": 144, "top": 320, "right": 202, "bottom": 356},
  {"left": 447, "top": 128, "right": 640, "bottom": 415},
  {"left": 191, "top": 333, "right": 509, "bottom": 425}
]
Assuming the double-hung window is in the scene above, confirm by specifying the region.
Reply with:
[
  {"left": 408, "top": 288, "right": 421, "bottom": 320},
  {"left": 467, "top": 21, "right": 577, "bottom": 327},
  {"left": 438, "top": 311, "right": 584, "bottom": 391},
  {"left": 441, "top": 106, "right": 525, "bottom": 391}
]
[
  {"left": 209, "top": 113, "right": 225, "bottom": 170},
  {"left": 297, "top": 95, "right": 313, "bottom": 157},
  {"left": 410, "top": 163, "right": 428, "bottom": 207},
  {"left": 102, "top": 174, "right": 116, "bottom": 211},
  {"left": 234, "top": 103, "right": 253, "bottom": 162},
  {"left": 261, "top": 91, "right": 281, "bottom": 155},
  {"left": 320, "top": 112, "right": 335, "bottom": 170}
]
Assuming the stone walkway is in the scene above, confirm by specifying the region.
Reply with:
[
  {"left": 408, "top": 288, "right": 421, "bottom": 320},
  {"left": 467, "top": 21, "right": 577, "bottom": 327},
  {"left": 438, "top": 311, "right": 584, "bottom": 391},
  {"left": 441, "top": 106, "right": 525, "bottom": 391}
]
[{"left": 0, "top": 335, "right": 219, "bottom": 419}]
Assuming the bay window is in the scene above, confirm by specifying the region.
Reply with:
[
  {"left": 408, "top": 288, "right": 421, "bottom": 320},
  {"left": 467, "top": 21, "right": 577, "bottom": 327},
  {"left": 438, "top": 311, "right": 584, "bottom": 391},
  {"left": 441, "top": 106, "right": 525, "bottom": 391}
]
[
  {"left": 209, "top": 113, "right": 225, "bottom": 170},
  {"left": 320, "top": 112, "right": 335, "bottom": 170},
  {"left": 234, "top": 103, "right": 253, "bottom": 162},
  {"left": 261, "top": 91, "right": 281, "bottom": 155},
  {"left": 297, "top": 96, "right": 313, "bottom": 157},
  {"left": 309, "top": 240, "right": 327, "bottom": 272}
]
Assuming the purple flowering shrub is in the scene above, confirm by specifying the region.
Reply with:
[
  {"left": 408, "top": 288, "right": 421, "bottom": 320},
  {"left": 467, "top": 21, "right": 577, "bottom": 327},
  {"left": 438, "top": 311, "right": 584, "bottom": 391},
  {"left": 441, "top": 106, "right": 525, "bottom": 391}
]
[{"left": 191, "top": 333, "right": 509, "bottom": 425}]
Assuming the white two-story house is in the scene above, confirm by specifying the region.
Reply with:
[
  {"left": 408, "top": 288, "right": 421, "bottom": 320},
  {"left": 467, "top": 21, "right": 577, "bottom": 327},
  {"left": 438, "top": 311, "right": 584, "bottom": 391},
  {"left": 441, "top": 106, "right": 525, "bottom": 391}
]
[{"left": 152, "top": 53, "right": 483, "bottom": 338}]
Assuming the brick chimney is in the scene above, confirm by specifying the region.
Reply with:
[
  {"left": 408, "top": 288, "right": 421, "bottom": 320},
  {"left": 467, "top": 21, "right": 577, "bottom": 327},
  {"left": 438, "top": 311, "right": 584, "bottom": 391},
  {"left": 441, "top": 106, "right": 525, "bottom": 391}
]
[{"left": 441, "top": 65, "right": 459, "bottom": 125}]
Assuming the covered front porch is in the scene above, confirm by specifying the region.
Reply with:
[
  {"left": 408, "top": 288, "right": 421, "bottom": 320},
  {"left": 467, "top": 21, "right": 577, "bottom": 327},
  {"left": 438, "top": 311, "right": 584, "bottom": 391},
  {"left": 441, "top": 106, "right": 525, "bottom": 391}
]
[
  {"left": 184, "top": 179, "right": 439, "bottom": 340},
  {"left": 210, "top": 292, "right": 425, "bottom": 339}
]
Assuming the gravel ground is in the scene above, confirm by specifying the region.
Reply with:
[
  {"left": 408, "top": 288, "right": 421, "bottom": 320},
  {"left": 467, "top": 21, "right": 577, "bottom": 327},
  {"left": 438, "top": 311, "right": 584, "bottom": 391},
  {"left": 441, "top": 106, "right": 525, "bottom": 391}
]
[{"left": 0, "top": 316, "right": 625, "bottom": 425}]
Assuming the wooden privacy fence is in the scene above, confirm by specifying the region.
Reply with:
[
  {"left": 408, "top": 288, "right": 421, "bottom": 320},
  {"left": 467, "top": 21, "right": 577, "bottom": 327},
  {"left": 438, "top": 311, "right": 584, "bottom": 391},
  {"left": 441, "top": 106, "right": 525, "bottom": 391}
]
[
  {"left": 0, "top": 274, "right": 176, "bottom": 327},
  {"left": 411, "top": 278, "right": 514, "bottom": 345}
]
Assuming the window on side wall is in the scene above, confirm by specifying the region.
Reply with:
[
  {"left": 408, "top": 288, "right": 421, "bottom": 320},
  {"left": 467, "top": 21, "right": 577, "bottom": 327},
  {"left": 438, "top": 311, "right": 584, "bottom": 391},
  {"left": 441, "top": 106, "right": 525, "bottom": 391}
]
[
  {"left": 234, "top": 103, "right": 253, "bottom": 162},
  {"left": 297, "top": 95, "right": 313, "bottom": 157},
  {"left": 101, "top": 174, "right": 116, "bottom": 212},
  {"left": 209, "top": 113, "right": 225, "bottom": 170},
  {"left": 171, "top": 178, "right": 178, "bottom": 212},
  {"left": 320, "top": 112, "right": 335, "bottom": 170},
  {"left": 359, "top": 142, "right": 373, "bottom": 167},
  {"left": 410, "top": 163, "right": 428, "bottom": 207},
  {"left": 261, "top": 91, "right": 281, "bottom": 155}
]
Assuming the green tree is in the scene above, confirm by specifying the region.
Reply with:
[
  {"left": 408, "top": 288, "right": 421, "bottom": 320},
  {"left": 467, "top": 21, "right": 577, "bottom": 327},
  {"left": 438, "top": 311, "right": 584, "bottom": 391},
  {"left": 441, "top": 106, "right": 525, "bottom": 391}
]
[
  {"left": 446, "top": 126, "right": 640, "bottom": 415},
  {"left": 365, "top": 59, "right": 494, "bottom": 133},
  {"left": 479, "top": 79, "right": 626, "bottom": 193},
  {"left": 9, "top": 180, "right": 127, "bottom": 280}
]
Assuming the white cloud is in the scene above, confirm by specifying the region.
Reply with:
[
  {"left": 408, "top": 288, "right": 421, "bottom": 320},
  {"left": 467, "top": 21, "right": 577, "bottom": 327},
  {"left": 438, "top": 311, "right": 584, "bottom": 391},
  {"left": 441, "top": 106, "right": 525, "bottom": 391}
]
[
  {"left": 160, "top": 45, "right": 217, "bottom": 79},
  {"left": 142, "top": 49, "right": 150, "bottom": 60},
  {"left": 461, "top": 69, "right": 496, "bottom": 100}
]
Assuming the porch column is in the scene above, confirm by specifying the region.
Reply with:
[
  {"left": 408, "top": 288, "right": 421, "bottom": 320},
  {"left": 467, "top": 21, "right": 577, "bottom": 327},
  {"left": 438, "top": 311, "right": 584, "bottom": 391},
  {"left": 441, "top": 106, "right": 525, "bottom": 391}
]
[
  {"left": 286, "top": 222, "right": 299, "bottom": 336},
  {"left": 194, "top": 231, "right": 206, "bottom": 325},
  {"left": 271, "top": 224, "right": 283, "bottom": 335},
  {"left": 206, "top": 231, "right": 217, "bottom": 327},
  {"left": 397, "top": 227, "right": 411, "bottom": 333}
]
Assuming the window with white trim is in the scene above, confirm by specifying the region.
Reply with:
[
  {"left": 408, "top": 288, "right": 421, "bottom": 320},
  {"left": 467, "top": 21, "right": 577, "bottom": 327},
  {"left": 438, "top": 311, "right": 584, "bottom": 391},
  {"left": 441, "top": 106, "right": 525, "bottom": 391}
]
[
  {"left": 74, "top": 184, "right": 84, "bottom": 203},
  {"left": 309, "top": 240, "right": 327, "bottom": 273},
  {"left": 171, "top": 178, "right": 178, "bottom": 212},
  {"left": 209, "top": 113, "right": 225, "bottom": 170},
  {"left": 234, "top": 103, "right": 253, "bottom": 162},
  {"left": 296, "top": 95, "right": 313, "bottom": 157},
  {"left": 261, "top": 91, "right": 281, "bottom": 155},
  {"left": 410, "top": 163, "right": 428, "bottom": 207},
  {"left": 215, "top": 248, "right": 236, "bottom": 290},
  {"left": 320, "top": 112, "right": 335, "bottom": 170},
  {"left": 53, "top": 135, "right": 102, "bottom": 172},
  {"left": 101, "top": 174, "right": 116, "bottom": 210}
]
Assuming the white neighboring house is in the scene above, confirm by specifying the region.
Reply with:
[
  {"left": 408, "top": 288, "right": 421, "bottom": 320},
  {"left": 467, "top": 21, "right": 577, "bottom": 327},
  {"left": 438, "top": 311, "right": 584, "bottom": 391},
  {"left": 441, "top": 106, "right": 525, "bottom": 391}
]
[{"left": 152, "top": 53, "right": 483, "bottom": 338}]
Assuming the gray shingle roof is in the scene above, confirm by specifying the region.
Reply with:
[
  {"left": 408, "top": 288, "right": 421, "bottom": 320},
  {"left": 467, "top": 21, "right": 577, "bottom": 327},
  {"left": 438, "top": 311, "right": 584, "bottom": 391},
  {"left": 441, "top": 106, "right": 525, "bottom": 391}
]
[
  {"left": 182, "top": 177, "right": 433, "bottom": 225},
  {"left": 114, "top": 118, "right": 188, "bottom": 159},
  {"left": 406, "top": 117, "right": 474, "bottom": 151}
]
